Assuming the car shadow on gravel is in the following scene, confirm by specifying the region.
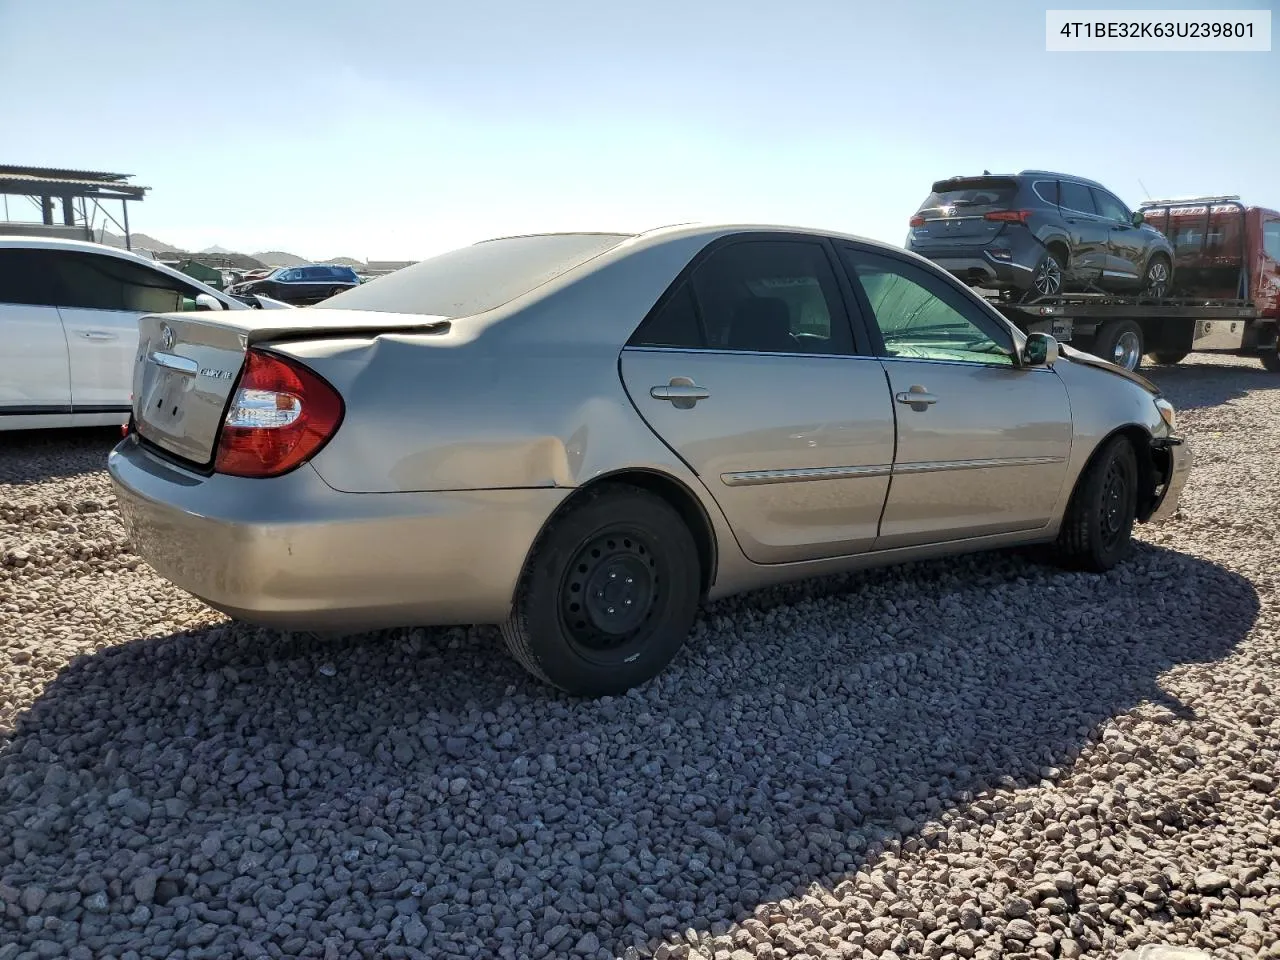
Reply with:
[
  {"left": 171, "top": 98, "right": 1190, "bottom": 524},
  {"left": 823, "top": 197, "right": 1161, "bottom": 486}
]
[
  {"left": 0, "top": 427, "right": 120, "bottom": 485},
  {"left": 1144, "top": 358, "right": 1280, "bottom": 411},
  {"left": 0, "top": 542, "right": 1258, "bottom": 959}
]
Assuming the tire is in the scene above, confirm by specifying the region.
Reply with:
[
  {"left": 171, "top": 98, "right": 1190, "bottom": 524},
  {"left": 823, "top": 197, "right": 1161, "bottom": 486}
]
[
  {"left": 1262, "top": 347, "right": 1280, "bottom": 373},
  {"left": 1093, "top": 318, "right": 1144, "bottom": 372},
  {"left": 1022, "top": 248, "right": 1065, "bottom": 302},
  {"left": 501, "top": 484, "right": 701, "bottom": 696},
  {"left": 328, "top": 287, "right": 345, "bottom": 299},
  {"left": 1143, "top": 255, "right": 1172, "bottom": 299},
  {"left": 1150, "top": 350, "right": 1189, "bottom": 365},
  {"left": 1055, "top": 434, "right": 1139, "bottom": 573}
]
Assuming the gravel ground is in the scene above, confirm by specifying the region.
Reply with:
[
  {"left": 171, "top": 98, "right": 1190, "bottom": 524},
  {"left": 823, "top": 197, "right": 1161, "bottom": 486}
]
[{"left": 1, "top": 355, "right": 1278, "bottom": 960}]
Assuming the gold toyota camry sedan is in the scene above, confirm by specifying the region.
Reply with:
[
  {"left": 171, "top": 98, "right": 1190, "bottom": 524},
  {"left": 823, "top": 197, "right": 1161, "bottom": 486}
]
[{"left": 109, "top": 223, "right": 1190, "bottom": 695}]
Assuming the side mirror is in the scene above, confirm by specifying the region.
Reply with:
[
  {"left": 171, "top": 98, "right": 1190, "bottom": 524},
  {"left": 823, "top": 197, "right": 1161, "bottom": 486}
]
[
  {"left": 194, "top": 293, "right": 224, "bottom": 312},
  {"left": 1023, "top": 332, "right": 1059, "bottom": 368},
  {"left": 1131, "top": 210, "right": 1145, "bottom": 226}
]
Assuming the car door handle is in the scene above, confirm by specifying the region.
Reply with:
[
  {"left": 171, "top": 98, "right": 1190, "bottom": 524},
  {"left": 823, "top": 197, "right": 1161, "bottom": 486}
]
[
  {"left": 650, "top": 377, "right": 709, "bottom": 408},
  {"left": 81, "top": 330, "right": 117, "bottom": 341},
  {"left": 895, "top": 386, "right": 938, "bottom": 410}
]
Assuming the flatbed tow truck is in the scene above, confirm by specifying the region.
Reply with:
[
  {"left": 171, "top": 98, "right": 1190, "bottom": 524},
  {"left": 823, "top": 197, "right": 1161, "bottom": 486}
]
[{"left": 983, "top": 195, "right": 1280, "bottom": 373}]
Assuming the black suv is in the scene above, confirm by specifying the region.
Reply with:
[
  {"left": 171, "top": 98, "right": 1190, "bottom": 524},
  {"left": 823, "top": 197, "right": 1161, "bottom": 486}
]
[
  {"left": 905, "top": 171, "right": 1176, "bottom": 302},
  {"left": 228, "top": 264, "right": 361, "bottom": 305}
]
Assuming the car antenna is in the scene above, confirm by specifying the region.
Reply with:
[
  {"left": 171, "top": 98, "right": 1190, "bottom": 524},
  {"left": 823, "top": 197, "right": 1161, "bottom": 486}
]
[{"left": 1138, "top": 177, "right": 1152, "bottom": 200}]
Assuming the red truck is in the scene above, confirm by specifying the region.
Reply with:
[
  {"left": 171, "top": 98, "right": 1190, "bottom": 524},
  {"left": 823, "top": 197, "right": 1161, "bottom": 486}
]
[{"left": 994, "top": 195, "right": 1280, "bottom": 372}]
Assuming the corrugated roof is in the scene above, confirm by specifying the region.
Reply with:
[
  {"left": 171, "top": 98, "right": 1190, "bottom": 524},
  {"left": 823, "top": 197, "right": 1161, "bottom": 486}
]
[
  {"left": 0, "top": 164, "right": 134, "bottom": 182},
  {"left": 0, "top": 172, "right": 149, "bottom": 197}
]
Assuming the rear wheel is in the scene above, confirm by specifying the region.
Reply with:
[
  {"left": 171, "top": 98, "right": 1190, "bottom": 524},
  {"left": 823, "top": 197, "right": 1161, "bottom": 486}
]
[
  {"left": 501, "top": 484, "right": 701, "bottom": 696},
  {"left": 328, "top": 287, "right": 345, "bottom": 299},
  {"left": 1023, "top": 249, "right": 1065, "bottom": 302},
  {"left": 1149, "top": 350, "right": 1189, "bottom": 365},
  {"left": 1094, "top": 318, "right": 1144, "bottom": 372},
  {"left": 1055, "top": 434, "right": 1138, "bottom": 572},
  {"left": 1262, "top": 346, "right": 1280, "bottom": 373}
]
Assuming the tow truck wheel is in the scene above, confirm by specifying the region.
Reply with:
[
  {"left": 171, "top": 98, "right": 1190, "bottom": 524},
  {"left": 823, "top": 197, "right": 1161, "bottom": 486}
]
[
  {"left": 1262, "top": 348, "right": 1280, "bottom": 373},
  {"left": 1094, "top": 319, "right": 1144, "bottom": 372},
  {"left": 1150, "top": 350, "right": 1188, "bottom": 366}
]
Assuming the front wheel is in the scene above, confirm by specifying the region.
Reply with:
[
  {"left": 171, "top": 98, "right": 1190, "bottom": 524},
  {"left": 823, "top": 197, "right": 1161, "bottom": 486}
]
[
  {"left": 1143, "top": 255, "right": 1172, "bottom": 299},
  {"left": 1055, "top": 434, "right": 1139, "bottom": 572},
  {"left": 501, "top": 484, "right": 701, "bottom": 696},
  {"left": 1094, "top": 318, "right": 1145, "bottom": 372}
]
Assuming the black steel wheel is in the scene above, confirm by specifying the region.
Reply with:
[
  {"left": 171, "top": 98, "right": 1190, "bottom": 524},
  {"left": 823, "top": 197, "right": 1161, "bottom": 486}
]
[
  {"left": 1054, "top": 434, "right": 1139, "bottom": 572},
  {"left": 559, "top": 529, "right": 661, "bottom": 657},
  {"left": 502, "top": 484, "right": 701, "bottom": 695}
]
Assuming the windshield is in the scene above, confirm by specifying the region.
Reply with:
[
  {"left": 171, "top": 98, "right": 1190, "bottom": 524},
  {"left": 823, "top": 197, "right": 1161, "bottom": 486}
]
[{"left": 323, "top": 233, "right": 633, "bottom": 317}]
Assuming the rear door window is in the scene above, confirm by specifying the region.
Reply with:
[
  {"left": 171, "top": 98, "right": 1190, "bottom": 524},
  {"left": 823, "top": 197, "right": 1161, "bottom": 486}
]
[
  {"left": 0, "top": 249, "right": 61, "bottom": 305},
  {"left": 54, "top": 252, "right": 191, "bottom": 313},
  {"left": 1059, "top": 182, "right": 1097, "bottom": 215},
  {"left": 629, "top": 240, "right": 857, "bottom": 355}
]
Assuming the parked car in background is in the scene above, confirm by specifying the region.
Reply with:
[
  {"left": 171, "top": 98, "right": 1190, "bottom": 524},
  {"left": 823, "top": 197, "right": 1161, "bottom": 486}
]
[
  {"left": 907, "top": 171, "right": 1176, "bottom": 303},
  {"left": 110, "top": 223, "right": 1189, "bottom": 696},
  {"left": 0, "top": 236, "right": 289, "bottom": 432},
  {"left": 228, "top": 264, "right": 361, "bottom": 304}
]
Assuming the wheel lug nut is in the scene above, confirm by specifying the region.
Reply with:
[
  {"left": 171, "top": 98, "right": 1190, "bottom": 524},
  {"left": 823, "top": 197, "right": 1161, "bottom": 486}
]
[{"left": 607, "top": 606, "right": 615, "bottom": 614}]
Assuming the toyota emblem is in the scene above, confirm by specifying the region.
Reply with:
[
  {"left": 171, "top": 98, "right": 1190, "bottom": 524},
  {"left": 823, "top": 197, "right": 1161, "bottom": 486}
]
[{"left": 160, "top": 324, "right": 175, "bottom": 350}]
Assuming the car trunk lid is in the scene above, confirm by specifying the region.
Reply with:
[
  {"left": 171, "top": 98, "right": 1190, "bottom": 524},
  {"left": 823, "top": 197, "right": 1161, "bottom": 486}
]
[
  {"left": 909, "top": 176, "right": 1021, "bottom": 248},
  {"left": 132, "top": 308, "right": 448, "bottom": 466}
]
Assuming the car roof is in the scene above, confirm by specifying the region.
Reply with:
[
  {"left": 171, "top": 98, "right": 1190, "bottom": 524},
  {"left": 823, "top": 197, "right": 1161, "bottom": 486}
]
[
  {"left": 0, "top": 234, "right": 242, "bottom": 305},
  {"left": 481, "top": 221, "right": 916, "bottom": 259}
]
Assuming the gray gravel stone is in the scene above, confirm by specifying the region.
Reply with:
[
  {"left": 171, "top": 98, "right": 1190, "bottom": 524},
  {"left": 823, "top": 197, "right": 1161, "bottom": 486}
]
[{"left": 1, "top": 362, "right": 1280, "bottom": 957}]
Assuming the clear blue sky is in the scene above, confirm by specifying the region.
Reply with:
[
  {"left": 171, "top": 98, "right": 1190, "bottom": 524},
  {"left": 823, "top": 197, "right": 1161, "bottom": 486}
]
[{"left": 1, "top": 0, "right": 1275, "bottom": 260}]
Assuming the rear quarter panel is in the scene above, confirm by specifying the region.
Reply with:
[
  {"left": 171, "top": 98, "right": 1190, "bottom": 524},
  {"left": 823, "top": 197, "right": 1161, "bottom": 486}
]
[{"left": 277, "top": 232, "right": 718, "bottom": 496}]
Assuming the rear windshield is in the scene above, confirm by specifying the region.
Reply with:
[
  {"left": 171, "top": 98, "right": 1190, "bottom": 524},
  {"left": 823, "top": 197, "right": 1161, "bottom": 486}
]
[
  {"left": 918, "top": 177, "right": 1018, "bottom": 212},
  {"left": 324, "top": 233, "right": 633, "bottom": 317}
]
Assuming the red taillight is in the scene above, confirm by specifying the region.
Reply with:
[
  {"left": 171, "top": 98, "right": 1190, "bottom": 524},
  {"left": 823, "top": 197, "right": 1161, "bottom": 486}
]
[
  {"left": 909, "top": 215, "right": 927, "bottom": 228},
  {"left": 213, "top": 350, "right": 344, "bottom": 478},
  {"left": 984, "top": 209, "right": 1031, "bottom": 224}
]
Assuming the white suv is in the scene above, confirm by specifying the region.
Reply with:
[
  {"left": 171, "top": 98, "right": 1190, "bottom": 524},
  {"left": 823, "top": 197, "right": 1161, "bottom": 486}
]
[{"left": 0, "top": 236, "right": 285, "bottom": 431}]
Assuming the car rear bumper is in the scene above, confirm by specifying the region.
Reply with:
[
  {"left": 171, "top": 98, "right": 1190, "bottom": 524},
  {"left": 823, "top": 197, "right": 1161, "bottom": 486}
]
[
  {"left": 910, "top": 242, "right": 1040, "bottom": 289},
  {"left": 1146, "top": 436, "right": 1192, "bottom": 524},
  {"left": 108, "top": 437, "right": 568, "bottom": 631}
]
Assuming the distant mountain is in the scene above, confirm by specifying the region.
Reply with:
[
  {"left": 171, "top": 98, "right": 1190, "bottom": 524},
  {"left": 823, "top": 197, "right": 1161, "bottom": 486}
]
[
  {"left": 98, "top": 230, "right": 181, "bottom": 254},
  {"left": 95, "top": 230, "right": 373, "bottom": 271},
  {"left": 251, "top": 250, "right": 308, "bottom": 268}
]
